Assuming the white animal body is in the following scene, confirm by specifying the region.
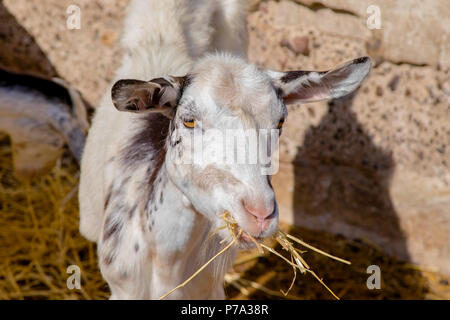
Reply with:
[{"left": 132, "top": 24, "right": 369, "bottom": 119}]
[{"left": 79, "top": 0, "right": 371, "bottom": 299}]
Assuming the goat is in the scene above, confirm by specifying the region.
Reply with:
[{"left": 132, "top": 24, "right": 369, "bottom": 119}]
[
  {"left": 79, "top": 0, "right": 371, "bottom": 299},
  {"left": 0, "top": 68, "right": 89, "bottom": 179}
]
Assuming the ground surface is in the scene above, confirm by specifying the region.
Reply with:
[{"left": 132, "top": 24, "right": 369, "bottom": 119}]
[{"left": 1, "top": 134, "right": 449, "bottom": 300}]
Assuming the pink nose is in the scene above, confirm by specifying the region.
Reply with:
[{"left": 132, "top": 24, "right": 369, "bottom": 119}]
[{"left": 242, "top": 199, "right": 275, "bottom": 222}]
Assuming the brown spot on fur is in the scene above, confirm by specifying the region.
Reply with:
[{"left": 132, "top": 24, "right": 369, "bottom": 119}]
[
  {"left": 194, "top": 62, "right": 248, "bottom": 113},
  {"left": 121, "top": 112, "right": 169, "bottom": 206},
  {"left": 194, "top": 165, "right": 240, "bottom": 191},
  {"left": 214, "top": 70, "right": 243, "bottom": 111}
]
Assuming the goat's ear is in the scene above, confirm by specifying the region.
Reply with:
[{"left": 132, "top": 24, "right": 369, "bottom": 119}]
[
  {"left": 111, "top": 76, "right": 186, "bottom": 117},
  {"left": 268, "top": 57, "right": 371, "bottom": 104}
]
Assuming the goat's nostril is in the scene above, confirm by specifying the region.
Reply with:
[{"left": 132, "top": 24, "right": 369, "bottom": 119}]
[{"left": 242, "top": 199, "right": 276, "bottom": 221}]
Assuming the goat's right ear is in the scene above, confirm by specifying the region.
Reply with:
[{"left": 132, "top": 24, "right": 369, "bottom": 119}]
[
  {"left": 268, "top": 57, "right": 371, "bottom": 104},
  {"left": 111, "top": 76, "right": 186, "bottom": 117}
]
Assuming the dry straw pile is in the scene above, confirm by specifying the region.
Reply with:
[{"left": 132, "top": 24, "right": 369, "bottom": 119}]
[{"left": 0, "top": 133, "right": 108, "bottom": 299}]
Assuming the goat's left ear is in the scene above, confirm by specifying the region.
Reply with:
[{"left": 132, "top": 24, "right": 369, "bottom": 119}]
[
  {"left": 268, "top": 57, "right": 371, "bottom": 104},
  {"left": 111, "top": 76, "right": 187, "bottom": 117}
]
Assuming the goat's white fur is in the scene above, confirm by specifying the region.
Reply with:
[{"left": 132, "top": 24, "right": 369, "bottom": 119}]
[
  {"left": 79, "top": 0, "right": 371, "bottom": 300},
  {"left": 80, "top": 0, "right": 249, "bottom": 300}
]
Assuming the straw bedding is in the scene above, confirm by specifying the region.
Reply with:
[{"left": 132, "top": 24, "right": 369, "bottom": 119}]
[{"left": 1, "top": 132, "right": 449, "bottom": 300}]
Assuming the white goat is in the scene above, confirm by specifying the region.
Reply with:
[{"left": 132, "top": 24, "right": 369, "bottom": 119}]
[{"left": 79, "top": 0, "right": 371, "bottom": 299}]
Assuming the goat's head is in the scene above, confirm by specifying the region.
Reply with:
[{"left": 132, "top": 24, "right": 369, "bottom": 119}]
[{"left": 111, "top": 54, "right": 371, "bottom": 246}]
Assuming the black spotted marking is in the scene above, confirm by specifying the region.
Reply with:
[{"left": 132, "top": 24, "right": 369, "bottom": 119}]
[
  {"left": 121, "top": 112, "right": 170, "bottom": 198},
  {"left": 103, "top": 213, "right": 123, "bottom": 242},
  {"left": 169, "top": 118, "right": 176, "bottom": 136},
  {"left": 174, "top": 137, "right": 182, "bottom": 146},
  {"left": 118, "top": 75, "right": 193, "bottom": 236},
  {"left": 141, "top": 222, "right": 147, "bottom": 234},
  {"left": 160, "top": 192, "right": 164, "bottom": 204},
  {"left": 104, "top": 185, "right": 113, "bottom": 211},
  {"left": 280, "top": 70, "right": 310, "bottom": 83},
  {"left": 148, "top": 218, "right": 155, "bottom": 231},
  {"left": 176, "top": 74, "right": 192, "bottom": 102},
  {"left": 125, "top": 105, "right": 138, "bottom": 111},
  {"left": 122, "top": 176, "right": 131, "bottom": 185},
  {"left": 145, "top": 201, "right": 153, "bottom": 218},
  {"left": 0, "top": 68, "right": 72, "bottom": 107},
  {"left": 103, "top": 253, "right": 114, "bottom": 266},
  {"left": 353, "top": 57, "right": 369, "bottom": 64},
  {"left": 275, "top": 86, "right": 284, "bottom": 99},
  {"left": 151, "top": 86, "right": 161, "bottom": 106},
  {"left": 128, "top": 204, "right": 137, "bottom": 219},
  {"left": 267, "top": 175, "right": 274, "bottom": 190},
  {"left": 151, "top": 77, "right": 174, "bottom": 87},
  {"left": 280, "top": 70, "right": 327, "bottom": 84},
  {"left": 134, "top": 243, "right": 139, "bottom": 252}
]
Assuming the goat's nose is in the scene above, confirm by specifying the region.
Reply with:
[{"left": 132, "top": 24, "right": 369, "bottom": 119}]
[{"left": 242, "top": 198, "right": 276, "bottom": 222}]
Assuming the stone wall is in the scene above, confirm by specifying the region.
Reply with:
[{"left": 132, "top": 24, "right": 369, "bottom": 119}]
[
  {"left": 249, "top": 1, "right": 450, "bottom": 274},
  {"left": 2, "top": 0, "right": 449, "bottom": 274}
]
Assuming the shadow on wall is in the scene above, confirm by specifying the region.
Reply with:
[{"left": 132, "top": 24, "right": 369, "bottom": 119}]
[
  {"left": 0, "top": 3, "right": 57, "bottom": 77},
  {"left": 226, "top": 92, "right": 429, "bottom": 300},
  {"left": 293, "top": 93, "right": 403, "bottom": 257},
  {"left": 291, "top": 92, "right": 425, "bottom": 298}
]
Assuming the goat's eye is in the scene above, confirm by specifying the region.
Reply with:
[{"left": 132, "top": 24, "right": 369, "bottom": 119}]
[
  {"left": 183, "top": 119, "right": 196, "bottom": 128},
  {"left": 277, "top": 118, "right": 285, "bottom": 129}
]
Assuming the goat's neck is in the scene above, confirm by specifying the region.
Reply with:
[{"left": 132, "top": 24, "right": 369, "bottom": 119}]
[
  {"left": 146, "top": 161, "right": 235, "bottom": 297},
  {"left": 147, "top": 162, "right": 211, "bottom": 258}
]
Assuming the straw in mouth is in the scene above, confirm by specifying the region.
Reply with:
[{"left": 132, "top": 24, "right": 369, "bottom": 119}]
[{"left": 159, "top": 211, "right": 350, "bottom": 300}]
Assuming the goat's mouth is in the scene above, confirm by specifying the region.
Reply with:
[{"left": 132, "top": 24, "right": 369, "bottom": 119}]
[
  {"left": 237, "top": 231, "right": 265, "bottom": 248},
  {"left": 221, "top": 211, "right": 267, "bottom": 248}
]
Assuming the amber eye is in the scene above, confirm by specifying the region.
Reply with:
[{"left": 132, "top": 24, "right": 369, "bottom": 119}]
[
  {"left": 183, "top": 119, "right": 196, "bottom": 128},
  {"left": 277, "top": 118, "right": 285, "bottom": 129}
]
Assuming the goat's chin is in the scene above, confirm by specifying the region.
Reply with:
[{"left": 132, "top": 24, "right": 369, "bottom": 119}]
[
  {"left": 236, "top": 233, "right": 264, "bottom": 250},
  {"left": 234, "top": 225, "right": 278, "bottom": 249}
]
